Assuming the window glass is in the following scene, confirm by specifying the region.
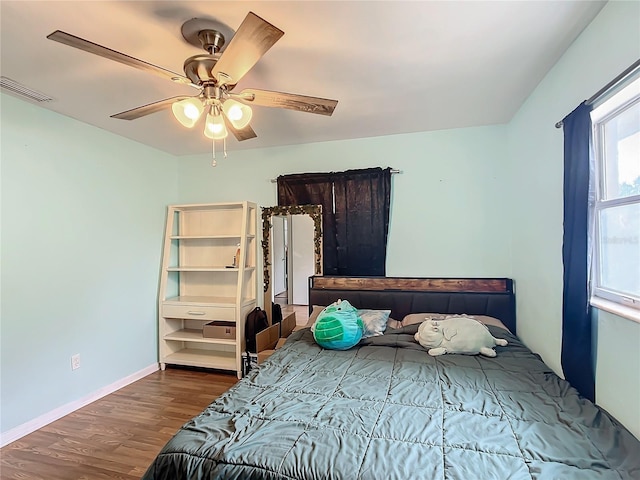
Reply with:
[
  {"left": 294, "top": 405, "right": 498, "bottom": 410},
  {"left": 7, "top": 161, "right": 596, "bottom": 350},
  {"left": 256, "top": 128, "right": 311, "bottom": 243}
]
[
  {"left": 597, "top": 203, "right": 640, "bottom": 298},
  {"left": 591, "top": 75, "right": 640, "bottom": 310},
  {"left": 601, "top": 103, "right": 640, "bottom": 200}
]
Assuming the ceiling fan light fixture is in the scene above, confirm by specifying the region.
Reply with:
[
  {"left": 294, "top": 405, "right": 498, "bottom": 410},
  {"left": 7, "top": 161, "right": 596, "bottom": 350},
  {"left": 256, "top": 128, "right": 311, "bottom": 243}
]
[
  {"left": 222, "top": 99, "right": 252, "bottom": 129},
  {"left": 204, "top": 107, "right": 228, "bottom": 140},
  {"left": 172, "top": 97, "right": 204, "bottom": 128},
  {"left": 47, "top": 12, "right": 338, "bottom": 157}
]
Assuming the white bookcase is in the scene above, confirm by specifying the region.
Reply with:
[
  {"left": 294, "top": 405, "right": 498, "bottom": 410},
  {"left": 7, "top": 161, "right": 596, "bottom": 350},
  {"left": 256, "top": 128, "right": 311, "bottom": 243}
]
[{"left": 158, "top": 202, "right": 257, "bottom": 378}]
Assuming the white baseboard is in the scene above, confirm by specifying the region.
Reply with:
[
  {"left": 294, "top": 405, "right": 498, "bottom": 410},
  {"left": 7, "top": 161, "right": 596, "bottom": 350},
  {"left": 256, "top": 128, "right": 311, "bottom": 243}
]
[{"left": 0, "top": 363, "right": 159, "bottom": 448}]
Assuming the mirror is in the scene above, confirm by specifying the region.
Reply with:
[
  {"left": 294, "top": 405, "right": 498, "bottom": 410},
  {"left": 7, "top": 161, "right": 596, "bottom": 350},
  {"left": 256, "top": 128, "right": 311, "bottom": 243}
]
[{"left": 261, "top": 205, "right": 323, "bottom": 323}]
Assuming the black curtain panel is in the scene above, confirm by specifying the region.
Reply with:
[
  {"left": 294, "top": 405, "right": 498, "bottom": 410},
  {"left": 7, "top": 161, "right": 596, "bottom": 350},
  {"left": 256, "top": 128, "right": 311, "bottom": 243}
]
[
  {"left": 333, "top": 167, "right": 392, "bottom": 275},
  {"left": 561, "top": 101, "right": 595, "bottom": 402},
  {"left": 277, "top": 172, "right": 339, "bottom": 274},
  {"left": 277, "top": 167, "right": 392, "bottom": 276}
]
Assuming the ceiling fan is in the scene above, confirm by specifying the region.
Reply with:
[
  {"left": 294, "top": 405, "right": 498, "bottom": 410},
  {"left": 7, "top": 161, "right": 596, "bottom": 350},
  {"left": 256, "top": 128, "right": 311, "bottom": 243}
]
[{"left": 47, "top": 11, "right": 338, "bottom": 152}]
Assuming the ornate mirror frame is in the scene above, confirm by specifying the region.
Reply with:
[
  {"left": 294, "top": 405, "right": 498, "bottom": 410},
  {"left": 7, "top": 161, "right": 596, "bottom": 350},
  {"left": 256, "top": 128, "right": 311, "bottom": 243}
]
[{"left": 261, "top": 205, "right": 323, "bottom": 321}]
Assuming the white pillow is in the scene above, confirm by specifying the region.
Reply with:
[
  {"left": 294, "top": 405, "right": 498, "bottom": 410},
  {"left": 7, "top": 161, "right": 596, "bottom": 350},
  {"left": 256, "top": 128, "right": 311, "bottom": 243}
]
[
  {"left": 357, "top": 309, "right": 391, "bottom": 337},
  {"left": 401, "top": 313, "right": 511, "bottom": 333}
]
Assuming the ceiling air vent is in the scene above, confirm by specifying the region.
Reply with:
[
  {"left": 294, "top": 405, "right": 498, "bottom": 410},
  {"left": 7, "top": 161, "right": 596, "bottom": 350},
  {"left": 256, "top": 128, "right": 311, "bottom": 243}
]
[{"left": 1, "top": 76, "right": 53, "bottom": 102}]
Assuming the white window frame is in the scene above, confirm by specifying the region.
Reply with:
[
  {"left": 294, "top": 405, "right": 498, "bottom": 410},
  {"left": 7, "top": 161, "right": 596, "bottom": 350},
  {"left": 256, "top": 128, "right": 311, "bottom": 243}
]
[{"left": 590, "top": 76, "right": 640, "bottom": 322}]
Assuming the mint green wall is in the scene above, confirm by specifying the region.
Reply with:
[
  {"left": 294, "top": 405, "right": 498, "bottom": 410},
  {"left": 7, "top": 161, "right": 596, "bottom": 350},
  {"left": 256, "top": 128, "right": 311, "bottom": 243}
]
[
  {"left": 177, "top": 126, "right": 511, "bottom": 277},
  {"left": 595, "top": 309, "right": 640, "bottom": 437},
  {"left": 0, "top": 93, "right": 179, "bottom": 433},
  {"left": 507, "top": 0, "right": 640, "bottom": 438},
  {"left": 2, "top": 0, "right": 638, "bottom": 443}
]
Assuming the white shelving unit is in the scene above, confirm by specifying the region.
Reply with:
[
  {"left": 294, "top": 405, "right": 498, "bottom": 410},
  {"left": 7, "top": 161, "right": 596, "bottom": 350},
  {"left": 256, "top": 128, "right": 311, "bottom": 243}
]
[{"left": 158, "top": 202, "right": 257, "bottom": 378}]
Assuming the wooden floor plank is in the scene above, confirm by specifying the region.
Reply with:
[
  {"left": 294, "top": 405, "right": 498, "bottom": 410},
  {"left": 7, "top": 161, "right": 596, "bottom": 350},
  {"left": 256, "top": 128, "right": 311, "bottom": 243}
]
[{"left": 0, "top": 367, "right": 237, "bottom": 480}]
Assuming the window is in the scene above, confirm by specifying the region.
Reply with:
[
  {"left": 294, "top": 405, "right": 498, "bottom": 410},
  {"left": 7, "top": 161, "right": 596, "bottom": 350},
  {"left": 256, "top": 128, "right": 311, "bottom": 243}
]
[{"left": 591, "top": 76, "right": 640, "bottom": 312}]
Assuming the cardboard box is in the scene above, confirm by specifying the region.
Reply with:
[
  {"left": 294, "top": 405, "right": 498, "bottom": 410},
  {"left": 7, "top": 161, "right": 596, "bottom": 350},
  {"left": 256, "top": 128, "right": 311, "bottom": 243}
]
[
  {"left": 257, "top": 349, "right": 275, "bottom": 364},
  {"left": 258, "top": 334, "right": 290, "bottom": 363},
  {"left": 255, "top": 323, "right": 279, "bottom": 364},
  {"left": 254, "top": 312, "right": 298, "bottom": 364},
  {"left": 255, "top": 323, "right": 280, "bottom": 353},
  {"left": 280, "top": 312, "right": 296, "bottom": 338},
  {"left": 203, "top": 321, "right": 236, "bottom": 339}
]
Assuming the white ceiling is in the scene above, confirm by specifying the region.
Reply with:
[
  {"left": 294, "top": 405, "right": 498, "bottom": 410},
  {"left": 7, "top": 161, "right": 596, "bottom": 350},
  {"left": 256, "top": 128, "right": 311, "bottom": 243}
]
[{"left": 1, "top": 1, "right": 605, "bottom": 156}]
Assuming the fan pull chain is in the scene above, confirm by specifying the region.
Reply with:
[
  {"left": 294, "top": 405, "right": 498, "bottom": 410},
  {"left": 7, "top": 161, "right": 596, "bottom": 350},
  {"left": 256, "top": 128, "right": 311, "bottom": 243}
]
[
  {"left": 223, "top": 138, "right": 227, "bottom": 159},
  {"left": 211, "top": 138, "right": 217, "bottom": 167}
]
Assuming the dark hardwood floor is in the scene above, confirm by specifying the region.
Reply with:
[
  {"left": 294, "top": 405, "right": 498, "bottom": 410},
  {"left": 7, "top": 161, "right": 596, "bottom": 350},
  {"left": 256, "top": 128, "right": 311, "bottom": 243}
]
[{"left": 0, "top": 368, "right": 238, "bottom": 480}]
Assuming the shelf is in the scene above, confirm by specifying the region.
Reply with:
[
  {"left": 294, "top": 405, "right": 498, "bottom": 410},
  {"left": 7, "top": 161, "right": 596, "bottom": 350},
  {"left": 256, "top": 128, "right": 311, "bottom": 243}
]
[
  {"left": 164, "top": 295, "right": 236, "bottom": 305},
  {"left": 167, "top": 266, "right": 238, "bottom": 272},
  {"left": 172, "top": 203, "right": 248, "bottom": 211},
  {"left": 159, "top": 201, "right": 257, "bottom": 378},
  {"left": 166, "top": 266, "right": 256, "bottom": 272},
  {"left": 163, "top": 349, "right": 236, "bottom": 370},
  {"left": 164, "top": 329, "right": 236, "bottom": 346},
  {"left": 171, "top": 234, "right": 256, "bottom": 240},
  {"left": 171, "top": 235, "right": 239, "bottom": 239}
]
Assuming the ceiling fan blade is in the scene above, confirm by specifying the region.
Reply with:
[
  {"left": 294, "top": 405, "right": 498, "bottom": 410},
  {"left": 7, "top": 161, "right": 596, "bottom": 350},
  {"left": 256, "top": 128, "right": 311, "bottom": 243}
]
[
  {"left": 47, "top": 30, "right": 192, "bottom": 85},
  {"left": 237, "top": 89, "right": 338, "bottom": 116},
  {"left": 212, "top": 12, "right": 284, "bottom": 85},
  {"left": 224, "top": 116, "right": 258, "bottom": 141},
  {"left": 111, "top": 96, "right": 192, "bottom": 120}
]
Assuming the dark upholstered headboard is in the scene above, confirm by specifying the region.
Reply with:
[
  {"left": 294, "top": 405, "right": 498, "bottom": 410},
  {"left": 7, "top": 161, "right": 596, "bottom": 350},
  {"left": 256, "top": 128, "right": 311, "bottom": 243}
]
[{"left": 308, "top": 276, "right": 516, "bottom": 334}]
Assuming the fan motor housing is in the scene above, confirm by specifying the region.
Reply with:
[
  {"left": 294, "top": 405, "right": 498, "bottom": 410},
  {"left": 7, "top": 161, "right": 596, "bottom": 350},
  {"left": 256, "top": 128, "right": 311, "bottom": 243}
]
[{"left": 183, "top": 54, "right": 220, "bottom": 85}]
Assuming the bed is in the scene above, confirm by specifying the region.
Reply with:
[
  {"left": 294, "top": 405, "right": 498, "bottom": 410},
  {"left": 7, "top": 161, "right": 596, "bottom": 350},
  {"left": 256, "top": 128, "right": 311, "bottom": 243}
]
[{"left": 142, "top": 276, "right": 640, "bottom": 479}]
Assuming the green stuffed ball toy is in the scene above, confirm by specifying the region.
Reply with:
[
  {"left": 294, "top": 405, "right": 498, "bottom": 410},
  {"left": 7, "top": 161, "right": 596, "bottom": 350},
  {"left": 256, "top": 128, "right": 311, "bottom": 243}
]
[{"left": 312, "top": 299, "right": 364, "bottom": 350}]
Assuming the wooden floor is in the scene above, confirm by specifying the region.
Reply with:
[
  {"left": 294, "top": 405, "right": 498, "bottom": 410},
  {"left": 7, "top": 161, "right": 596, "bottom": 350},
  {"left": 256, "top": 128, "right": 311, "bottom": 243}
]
[
  {"left": 274, "top": 294, "right": 309, "bottom": 326},
  {"left": 0, "top": 368, "right": 238, "bottom": 480},
  {"left": 282, "top": 304, "right": 310, "bottom": 325}
]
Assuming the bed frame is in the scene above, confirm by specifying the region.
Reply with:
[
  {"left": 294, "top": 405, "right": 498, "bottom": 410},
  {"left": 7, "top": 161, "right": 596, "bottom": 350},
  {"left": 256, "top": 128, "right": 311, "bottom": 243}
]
[{"left": 308, "top": 276, "right": 516, "bottom": 334}]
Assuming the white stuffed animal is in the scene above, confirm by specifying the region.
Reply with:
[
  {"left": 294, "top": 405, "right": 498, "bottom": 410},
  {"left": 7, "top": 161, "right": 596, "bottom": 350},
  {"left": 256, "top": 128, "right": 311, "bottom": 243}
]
[{"left": 415, "top": 316, "right": 508, "bottom": 357}]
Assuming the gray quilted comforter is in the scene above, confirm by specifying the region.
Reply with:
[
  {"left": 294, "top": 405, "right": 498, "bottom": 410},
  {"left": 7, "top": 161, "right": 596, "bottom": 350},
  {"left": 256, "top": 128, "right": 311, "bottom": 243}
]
[{"left": 142, "top": 326, "right": 640, "bottom": 479}]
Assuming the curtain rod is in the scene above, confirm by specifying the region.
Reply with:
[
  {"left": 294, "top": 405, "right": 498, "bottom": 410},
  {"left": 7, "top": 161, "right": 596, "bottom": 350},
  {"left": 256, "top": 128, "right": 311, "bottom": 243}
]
[
  {"left": 270, "top": 168, "right": 401, "bottom": 183},
  {"left": 555, "top": 58, "right": 640, "bottom": 128}
]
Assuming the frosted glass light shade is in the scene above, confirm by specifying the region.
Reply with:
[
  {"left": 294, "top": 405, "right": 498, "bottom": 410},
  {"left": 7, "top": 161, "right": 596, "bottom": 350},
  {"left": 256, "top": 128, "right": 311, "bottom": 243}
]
[
  {"left": 172, "top": 98, "right": 204, "bottom": 128},
  {"left": 204, "top": 110, "right": 228, "bottom": 140},
  {"left": 222, "top": 99, "right": 252, "bottom": 129}
]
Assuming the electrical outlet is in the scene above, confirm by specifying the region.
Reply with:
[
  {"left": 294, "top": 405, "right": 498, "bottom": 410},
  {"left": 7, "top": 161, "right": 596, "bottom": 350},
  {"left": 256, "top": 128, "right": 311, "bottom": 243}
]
[{"left": 71, "top": 354, "right": 80, "bottom": 370}]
